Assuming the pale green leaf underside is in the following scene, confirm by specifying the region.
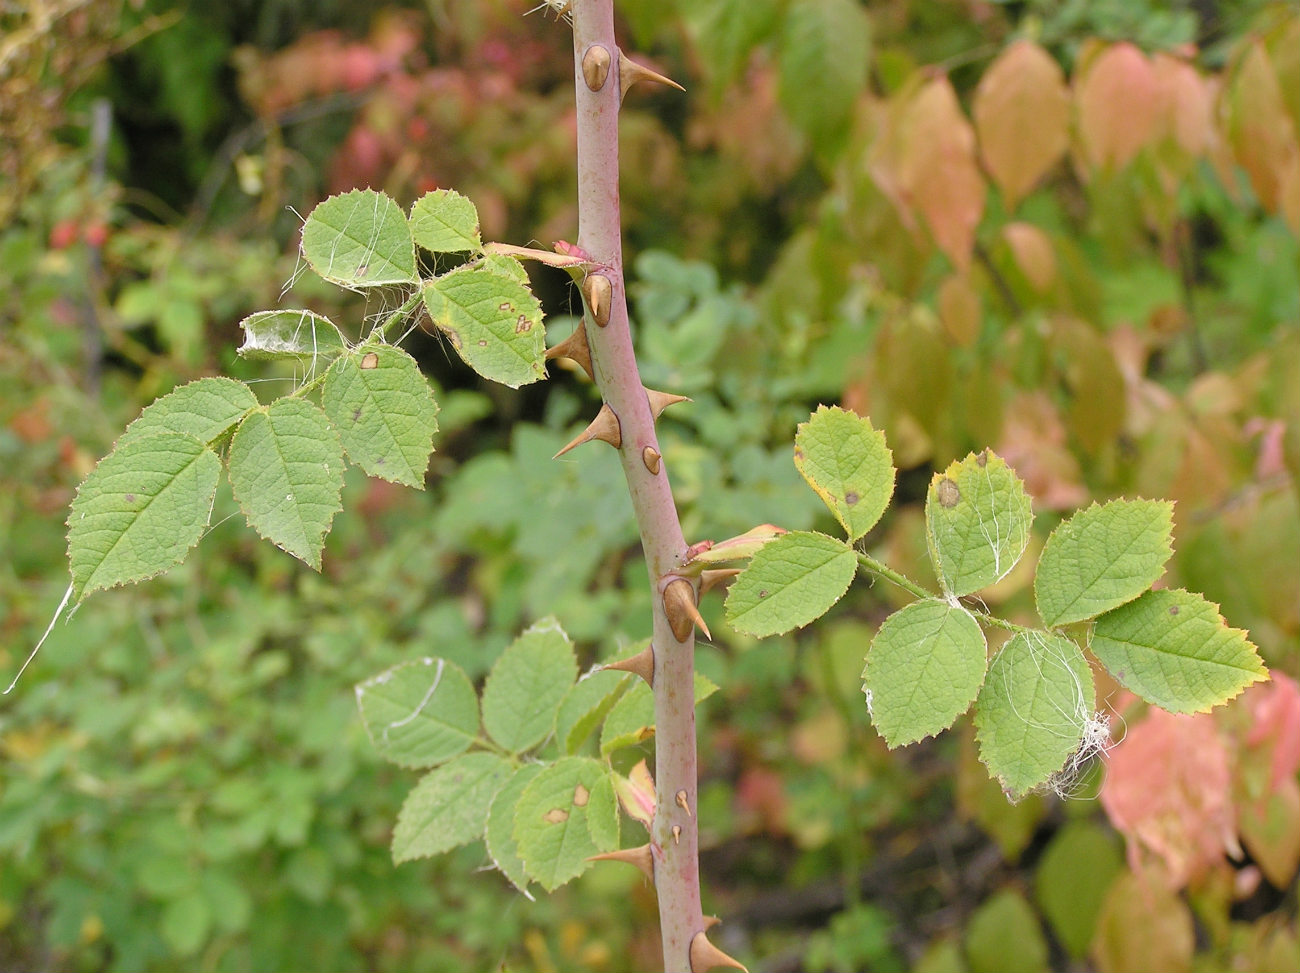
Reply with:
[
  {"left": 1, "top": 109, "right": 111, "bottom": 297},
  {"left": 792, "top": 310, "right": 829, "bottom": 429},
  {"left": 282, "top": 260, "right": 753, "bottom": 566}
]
[
  {"left": 355, "top": 657, "right": 479, "bottom": 769},
  {"left": 301, "top": 188, "right": 417, "bottom": 287},
  {"left": 118, "top": 377, "right": 257, "bottom": 449},
  {"left": 726, "top": 530, "right": 858, "bottom": 637},
  {"left": 794, "top": 405, "right": 895, "bottom": 541},
  {"left": 975, "top": 631, "right": 1095, "bottom": 799},
  {"left": 926, "top": 450, "right": 1033, "bottom": 597},
  {"left": 422, "top": 265, "right": 546, "bottom": 388},
  {"left": 227, "top": 398, "right": 344, "bottom": 570},
  {"left": 601, "top": 674, "right": 718, "bottom": 756},
  {"left": 1089, "top": 588, "right": 1267, "bottom": 713},
  {"left": 409, "top": 189, "right": 482, "bottom": 254},
  {"left": 512, "top": 757, "right": 619, "bottom": 892},
  {"left": 392, "top": 752, "right": 512, "bottom": 864},
  {"left": 237, "top": 309, "right": 348, "bottom": 364},
  {"left": 863, "top": 599, "right": 987, "bottom": 747},
  {"left": 322, "top": 346, "right": 440, "bottom": 488},
  {"left": 1035, "top": 499, "right": 1173, "bottom": 627},
  {"left": 486, "top": 763, "right": 545, "bottom": 893},
  {"left": 481, "top": 617, "right": 579, "bottom": 754},
  {"left": 68, "top": 433, "right": 221, "bottom": 601},
  {"left": 556, "top": 669, "right": 631, "bottom": 755}
]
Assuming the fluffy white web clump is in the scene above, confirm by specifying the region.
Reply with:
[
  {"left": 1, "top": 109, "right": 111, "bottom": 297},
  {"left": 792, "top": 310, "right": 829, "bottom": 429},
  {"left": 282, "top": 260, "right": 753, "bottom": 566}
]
[{"left": 1045, "top": 711, "right": 1115, "bottom": 800}]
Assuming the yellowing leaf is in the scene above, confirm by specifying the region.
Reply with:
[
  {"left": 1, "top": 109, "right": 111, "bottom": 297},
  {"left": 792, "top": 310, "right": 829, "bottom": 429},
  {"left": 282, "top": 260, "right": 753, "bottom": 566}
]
[
  {"left": 937, "top": 273, "right": 981, "bottom": 347},
  {"left": 1075, "top": 43, "right": 1161, "bottom": 171},
  {"left": 1224, "top": 41, "right": 1300, "bottom": 215},
  {"left": 974, "top": 40, "right": 1069, "bottom": 209},
  {"left": 1002, "top": 223, "right": 1057, "bottom": 294}
]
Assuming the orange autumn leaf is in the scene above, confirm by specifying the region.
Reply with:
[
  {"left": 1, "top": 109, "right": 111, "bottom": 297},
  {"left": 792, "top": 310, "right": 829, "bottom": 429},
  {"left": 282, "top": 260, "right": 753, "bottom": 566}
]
[
  {"left": 1223, "top": 41, "right": 1300, "bottom": 213},
  {"left": 974, "top": 40, "right": 1069, "bottom": 209},
  {"left": 937, "top": 272, "right": 980, "bottom": 347},
  {"left": 1001, "top": 222, "right": 1057, "bottom": 293},
  {"left": 1075, "top": 43, "right": 1161, "bottom": 171},
  {"left": 869, "top": 75, "right": 986, "bottom": 271}
]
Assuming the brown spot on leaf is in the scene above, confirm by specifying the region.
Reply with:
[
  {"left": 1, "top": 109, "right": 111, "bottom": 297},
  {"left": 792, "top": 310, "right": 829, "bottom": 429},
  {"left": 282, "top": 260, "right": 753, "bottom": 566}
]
[
  {"left": 352, "top": 408, "right": 362, "bottom": 423},
  {"left": 478, "top": 339, "right": 488, "bottom": 346},
  {"left": 1169, "top": 605, "right": 1179, "bottom": 616},
  {"left": 445, "top": 329, "right": 462, "bottom": 349},
  {"left": 499, "top": 302, "right": 511, "bottom": 312},
  {"left": 845, "top": 491, "right": 860, "bottom": 505},
  {"left": 976, "top": 449, "right": 988, "bottom": 467},
  {"left": 125, "top": 493, "right": 135, "bottom": 504},
  {"left": 360, "top": 352, "right": 379, "bottom": 369},
  {"left": 759, "top": 590, "right": 768, "bottom": 599},
  {"left": 573, "top": 785, "right": 589, "bottom": 807},
  {"left": 543, "top": 808, "right": 569, "bottom": 824},
  {"left": 937, "top": 477, "right": 961, "bottom": 508},
  {"left": 515, "top": 314, "right": 531, "bottom": 334}
]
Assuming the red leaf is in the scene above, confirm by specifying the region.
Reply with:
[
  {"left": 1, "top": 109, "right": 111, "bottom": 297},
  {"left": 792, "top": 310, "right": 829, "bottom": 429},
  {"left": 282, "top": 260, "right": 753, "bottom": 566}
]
[
  {"left": 1075, "top": 43, "right": 1161, "bottom": 171},
  {"left": 1101, "top": 708, "right": 1237, "bottom": 888}
]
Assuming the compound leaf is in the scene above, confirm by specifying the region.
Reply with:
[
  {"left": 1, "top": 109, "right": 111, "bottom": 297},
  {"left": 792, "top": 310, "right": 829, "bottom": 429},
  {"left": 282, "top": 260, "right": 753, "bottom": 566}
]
[
  {"left": 409, "top": 189, "right": 481, "bottom": 254},
  {"left": 392, "top": 752, "right": 512, "bottom": 863},
  {"left": 322, "top": 346, "right": 439, "bottom": 488},
  {"left": 1035, "top": 499, "right": 1173, "bottom": 626},
  {"left": 513, "top": 757, "right": 619, "bottom": 892},
  {"left": 926, "top": 450, "right": 1033, "bottom": 597},
  {"left": 726, "top": 531, "right": 857, "bottom": 637},
  {"left": 422, "top": 264, "right": 546, "bottom": 388},
  {"left": 118, "top": 377, "right": 257, "bottom": 448},
  {"left": 301, "top": 188, "right": 417, "bottom": 288},
  {"left": 794, "top": 405, "right": 895, "bottom": 541},
  {"left": 227, "top": 399, "right": 344, "bottom": 569},
  {"left": 355, "top": 657, "right": 479, "bottom": 769},
  {"left": 1090, "top": 589, "right": 1267, "bottom": 713},
  {"left": 975, "top": 631, "right": 1096, "bottom": 799},
  {"left": 68, "top": 433, "right": 221, "bottom": 601},
  {"left": 481, "top": 617, "right": 578, "bottom": 754},
  {"left": 863, "top": 599, "right": 987, "bottom": 746}
]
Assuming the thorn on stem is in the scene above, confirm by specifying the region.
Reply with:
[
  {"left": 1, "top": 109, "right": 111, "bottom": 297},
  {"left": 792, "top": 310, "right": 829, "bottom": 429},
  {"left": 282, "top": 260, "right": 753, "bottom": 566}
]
[
  {"left": 618, "top": 51, "right": 685, "bottom": 103},
  {"left": 642, "top": 446, "right": 662, "bottom": 475},
  {"left": 675, "top": 789, "right": 692, "bottom": 817},
  {"left": 544, "top": 322, "right": 594, "bottom": 380},
  {"left": 689, "top": 931, "right": 747, "bottom": 972},
  {"left": 663, "top": 578, "right": 709, "bottom": 642},
  {"left": 645, "top": 387, "right": 690, "bottom": 419},
  {"left": 554, "top": 404, "right": 621, "bottom": 458},
  {"left": 582, "top": 44, "right": 611, "bottom": 91},
  {"left": 699, "top": 568, "right": 741, "bottom": 597},
  {"left": 601, "top": 643, "right": 655, "bottom": 686},
  {"left": 582, "top": 273, "right": 612, "bottom": 327},
  {"left": 588, "top": 844, "right": 654, "bottom": 882}
]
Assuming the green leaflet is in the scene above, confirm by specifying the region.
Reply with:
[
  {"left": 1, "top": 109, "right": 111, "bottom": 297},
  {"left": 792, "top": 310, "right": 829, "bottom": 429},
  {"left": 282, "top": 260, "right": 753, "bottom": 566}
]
[
  {"left": 1034, "top": 499, "right": 1173, "bottom": 627},
  {"left": 480, "top": 617, "right": 579, "bottom": 754},
  {"left": 391, "top": 752, "right": 513, "bottom": 864},
  {"left": 237, "top": 309, "right": 348, "bottom": 365},
  {"left": 862, "top": 599, "right": 987, "bottom": 746},
  {"left": 555, "top": 669, "right": 631, "bottom": 755},
  {"left": 67, "top": 432, "right": 222, "bottom": 601},
  {"left": 300, "top": 188, "right": 417, "bottom": 288},
  {"left": 227, "top": 399, "right": 344, "bottom": 570},
  {"left": 322, "top": 346, "right": 440, "bottom": 488},
  {"left": 725, "top": 530, "right": 858, "bottom": 637},
  {"left": 422, "top": 264, "right": 546, "bottom": 388},
  {"left": 1035, "top": 823, "right": 1123, "bottom": 959},
  {"left": 793, "top": 405, "right": 895, "bottom": 542},
  {"left": 512, "top": 757, "right": 619, "bottom": 892},
  {"left": 600, "top": 674, "right": 718, "bottom": 756},
  {"left": 355, "top": 657, "right": 479, "bottom": 769},
  {"left": 778, "top": 0, "right": 870, "bottom": 158},
  {"left": 485, "top": 763, "right": 545, "bottom": 893},
  {"left": 974, "top": 631, "right": 1095, "bottom": 799},
  {"left": 926, "top": 450, "right": 1033, "bottom": 597},
  {"left": 117, "top": 377, "right": 258, "bottom": 449},
  {"left": 409, "top": 189, "right": 482, "bottom": 254},
  {"left": 1089, "top": 588, "right": 1267, "bottom": 713}
]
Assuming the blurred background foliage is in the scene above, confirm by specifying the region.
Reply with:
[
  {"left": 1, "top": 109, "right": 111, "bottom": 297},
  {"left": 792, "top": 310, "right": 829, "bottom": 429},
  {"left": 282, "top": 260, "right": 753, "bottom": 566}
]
[{"left": 1, "top": 0, "right": 1297, "bottom": 970}]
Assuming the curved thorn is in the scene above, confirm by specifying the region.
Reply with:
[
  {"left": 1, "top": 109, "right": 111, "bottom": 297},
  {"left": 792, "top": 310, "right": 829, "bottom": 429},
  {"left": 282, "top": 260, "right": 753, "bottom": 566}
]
[
  {"left": 582, "top": 273, "right": 612, "bottom": 327},
  {"left": 689, "top": 931, "right": 747, "bottom": 972},
  {"left": 642, "top": 446, "right": 662, "bottom": 475},
  {"left": 663, "top": 578, "right": 708, "bottom": 642},
  {"left": 645, "top": 387, "right": 691, "bottom": 419},
  {"left": 619, "top": 50, "right": 685, "bottom": 103}
]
